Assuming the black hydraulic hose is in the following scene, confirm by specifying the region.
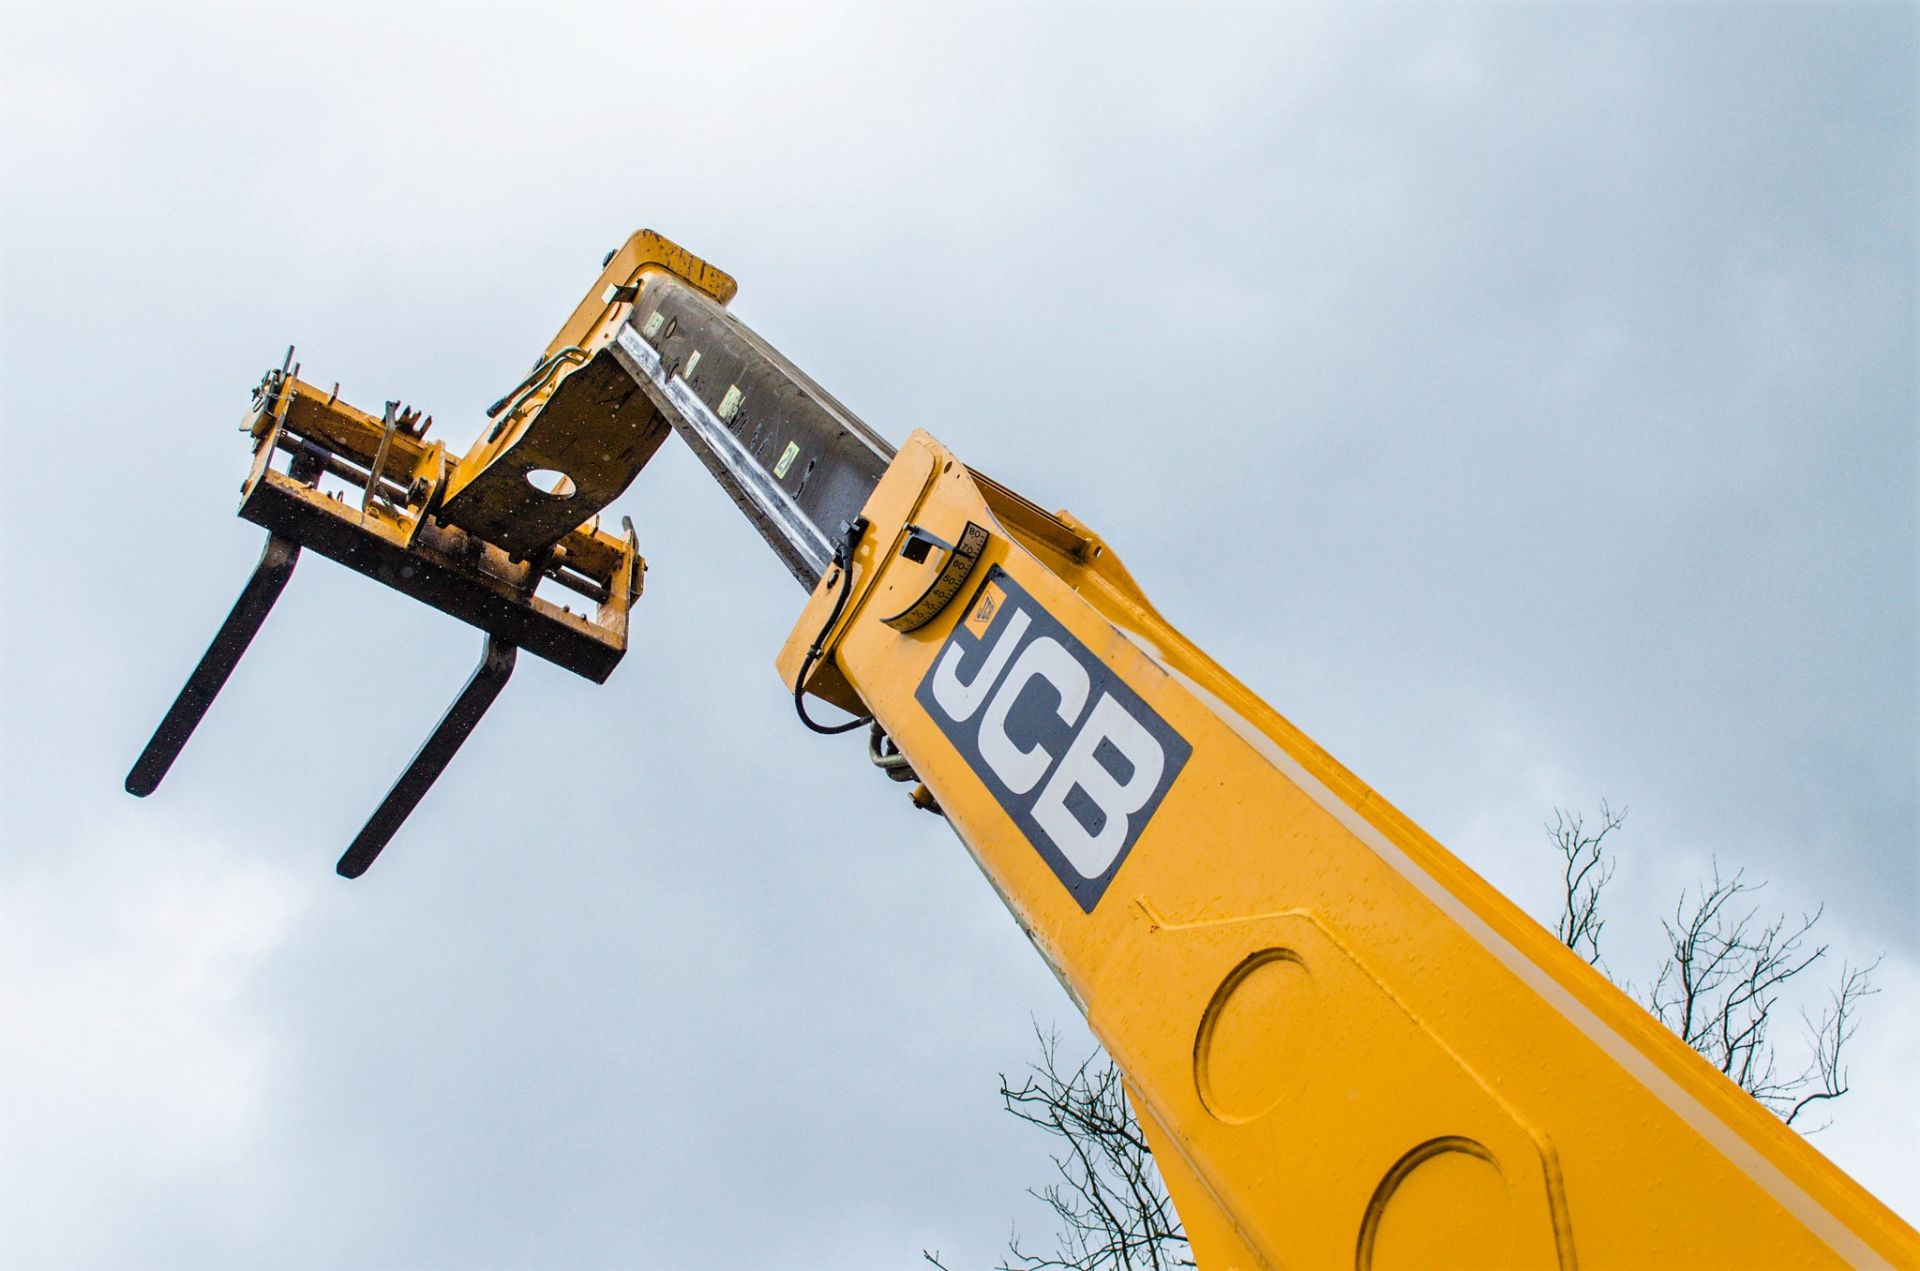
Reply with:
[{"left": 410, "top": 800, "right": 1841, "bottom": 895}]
[
  {"left": 484, "top": 346, "right": 590, "bottom": 439},
  {"left": 793, "top": 517, "right": 872, "bottom": 735}
]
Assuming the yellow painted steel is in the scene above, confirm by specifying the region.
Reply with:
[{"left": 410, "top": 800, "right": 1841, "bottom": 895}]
[
  {"left": 443, "top": 229, "right": 736, "bottom": 516},
  {"left": 779, "top": 431, "right": 1920, "bottom": 1269},
  {"left": 542, "top": 227, "right": 736, "bottom": 362}
]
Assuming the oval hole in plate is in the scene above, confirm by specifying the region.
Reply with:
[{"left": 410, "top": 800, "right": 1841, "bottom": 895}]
[{"left": 525, "top": 468, "right": 577, "bottom": 498}]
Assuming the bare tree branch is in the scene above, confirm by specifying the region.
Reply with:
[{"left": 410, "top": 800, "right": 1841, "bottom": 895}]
[
  {"left": 1784, "top": 958, "right": 1882, "bottom": 1130},
  {"left": 1547, "top": 807, "right": 1879, "bottom": 1130},
  {"left": 1548, "top": 801, "right": 1624, "bottom": 968},
  {"left": 996, "top": 1025, "right": 1193, "bottom": 1270}
]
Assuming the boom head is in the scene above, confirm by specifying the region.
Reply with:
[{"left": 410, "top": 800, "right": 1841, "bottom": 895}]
[{"left": 127, "top": 231, "right": 737, "bottom": 875}]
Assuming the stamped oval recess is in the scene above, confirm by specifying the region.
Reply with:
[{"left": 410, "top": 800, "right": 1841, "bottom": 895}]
[
  {"left": 1193, "top": 947, "right": 1320, "bottom": 1124},
  {"left": 1357, "top": 1137, "right": 1514, "bottom": 1271}
]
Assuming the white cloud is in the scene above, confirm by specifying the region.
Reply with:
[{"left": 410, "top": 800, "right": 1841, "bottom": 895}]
[{"left": 0, "top": 816, "right": 309, "bottom": 1263}]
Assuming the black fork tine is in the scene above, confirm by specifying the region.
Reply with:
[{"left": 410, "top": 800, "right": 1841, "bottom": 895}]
[
  {"left": 126, "top": 534, "right": 301, "bottom": 797},
  {"left": 336, "top": 634, "right": 517, "bottom": 879}
]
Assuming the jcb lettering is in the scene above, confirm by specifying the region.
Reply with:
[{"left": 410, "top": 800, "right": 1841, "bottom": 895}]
[
  {"left": 915, "top": 567, "right": 1191, "bottom": 912},
  {"left": 930, "top": 609, "right": 1030, "bottom": 723},
  {"left": 1034, "top": 693, "right": 1167, "bottom": 879},
  {"left": 979, "top": 636, "right": 1088, "bottom": 795}
]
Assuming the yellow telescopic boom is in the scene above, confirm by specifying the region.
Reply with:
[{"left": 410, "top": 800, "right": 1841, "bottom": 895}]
[{"left": 132, "top": 230, "right": 1918, "bottom": 1268}]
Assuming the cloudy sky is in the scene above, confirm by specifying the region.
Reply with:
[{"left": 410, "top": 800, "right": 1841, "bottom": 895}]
[{"left": 2, "top": 2, "right": 1913, "bottom": 1265}]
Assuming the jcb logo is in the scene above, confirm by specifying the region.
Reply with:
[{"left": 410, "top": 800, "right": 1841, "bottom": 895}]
[{"left": 915, "top": 567, "right": 1191, "bottom": 912}]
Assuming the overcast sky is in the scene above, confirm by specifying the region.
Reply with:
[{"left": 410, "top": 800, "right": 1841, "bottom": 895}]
[{"left": 2, "top": 2, "right": 1914, "bottom": 1266}]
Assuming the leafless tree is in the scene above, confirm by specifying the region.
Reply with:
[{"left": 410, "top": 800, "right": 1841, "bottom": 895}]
[{"left": 1548, "top": 805, "right": 1879, "bottom": 1130}]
